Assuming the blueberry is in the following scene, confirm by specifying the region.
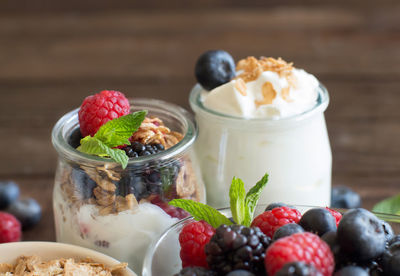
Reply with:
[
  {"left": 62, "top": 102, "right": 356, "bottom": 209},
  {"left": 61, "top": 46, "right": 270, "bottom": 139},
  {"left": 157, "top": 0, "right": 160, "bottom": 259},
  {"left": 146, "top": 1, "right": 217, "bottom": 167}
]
[
  {"left": 382, "top": 247, "right": 400, "bottom": 276},
  {"left": 265, "top": 202, "right": 295, "bottom": 212},
  {"left": 321, "top": 231, "right": 338, "bottom": 251},
  {"left": 154, "top": 143, "right": 164, "bottom": 151},
  {"left": 333, "top": 266, "right": 369, "bottom": 276},
  {"left": 131, "top": 141, "right": 145, "bottom": 153},
  {"left": 276, "top": 262, "right": 322, "bottom": 276},
  {"left": 299, "top": 208, "right": 337, "bottom": 236},
  {"left": 7, "top": 198, "right": 41, "bottom": 230},
  {"left": 195, "top": 50, "right": 236, "bottom": 91},
  {"left": 389, "top": 235, "right": 400, "bottom": 246},
  {"left": 71, "top": 169, "right": 96, "bottom": 199},
  {"left": 331, "top": 186, "right": 361, "bottom": 209},
  {"left": 337, "top": 208, "right": 386, "bottom": 262},
  {"left": 226, "top": 270, "right": 255, "bottom": 276},
  {"left": 272, "top": 223, "right": 304, "bottom": 241},
  {"left": 381, "top": 220, "right": 394, "bottom": 243},
  {"left": 0, "top": 181, "right": 20, "bottom": 209},
  {"left": 139, "top": 150, "right": 151, "bottom": 156}
]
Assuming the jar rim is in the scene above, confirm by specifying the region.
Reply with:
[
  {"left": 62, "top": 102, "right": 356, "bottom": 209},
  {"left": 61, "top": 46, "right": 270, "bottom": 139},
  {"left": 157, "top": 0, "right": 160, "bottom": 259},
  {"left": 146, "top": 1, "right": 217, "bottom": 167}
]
[
  {"left": 51, "top": 98, "right": 197, "bottom": 167},
  {"left": 189, "top": 82, "right": 329, "bottom": 125}
]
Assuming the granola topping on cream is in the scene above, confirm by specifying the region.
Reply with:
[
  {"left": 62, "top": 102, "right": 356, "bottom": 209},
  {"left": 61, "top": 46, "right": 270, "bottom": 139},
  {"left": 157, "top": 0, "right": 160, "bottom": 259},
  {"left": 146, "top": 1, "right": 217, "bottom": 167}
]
[
  {"left": 0, "top": 255, "right": 127, "bottom": 276},
  {"left": 200, "top": 57, "right": 319, "bottom": 118}
]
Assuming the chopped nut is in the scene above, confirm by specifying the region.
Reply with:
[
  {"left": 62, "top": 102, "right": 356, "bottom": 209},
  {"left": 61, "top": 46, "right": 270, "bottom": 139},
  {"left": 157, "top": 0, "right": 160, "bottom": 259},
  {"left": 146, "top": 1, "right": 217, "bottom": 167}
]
[
  {"left": 255, "top": 82, "right": 277, "bottom": 107},
  {"left": 93, "top": 186, "right": 116, "bottom": 207},
  {"left": 234, "top": 78, "right": 247, "bottom": 96}
]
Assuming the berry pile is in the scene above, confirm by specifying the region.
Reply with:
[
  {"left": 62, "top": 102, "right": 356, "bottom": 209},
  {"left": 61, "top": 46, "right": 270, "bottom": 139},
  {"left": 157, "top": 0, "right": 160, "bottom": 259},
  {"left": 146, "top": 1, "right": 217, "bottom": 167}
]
[
  {"left": 121, "top": 141, "right": 165, "bottom": 158},
  {"left": 0, "top": 181, "right": 41, "bottom": 243},
  {"left": 175, "top": 204, "right": 399, "bottom": 276}
]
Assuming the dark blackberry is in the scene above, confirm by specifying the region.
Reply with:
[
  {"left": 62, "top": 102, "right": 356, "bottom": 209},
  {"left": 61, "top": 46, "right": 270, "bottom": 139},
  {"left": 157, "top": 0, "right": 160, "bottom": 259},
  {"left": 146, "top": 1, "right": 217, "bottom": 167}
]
[
  {"left": 331, "top": 186, "right": 361, "bottom": 209},
  {"left": 272, "top": 223, "right": 304, "bottom": 241},
  {"left": 276, "top": 262, "right": 322, "bottom": 276},
  {"left": 299, "top": 208, "right": 337, "bottom": 236},
  {"left": 337, "top": 208, "right": 386, "bottom": 263},
  {"left": 333, "top": 266, "right": 369, "bottom": 276},
  {"left": 205, "top": 224, "right": 271, "bottom": 275},
  {"left": 71, "top": 168, "right": 97, "bottom": 199},
  {"left": 174, "top": 266, "right": 216, "bottom": 276}
]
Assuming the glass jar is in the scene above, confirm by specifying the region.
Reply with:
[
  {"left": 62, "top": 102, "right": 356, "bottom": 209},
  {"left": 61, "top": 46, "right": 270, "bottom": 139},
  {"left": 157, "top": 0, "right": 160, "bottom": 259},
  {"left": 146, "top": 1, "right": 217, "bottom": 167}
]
[
  {"left": 52, "top": 98, "right": 205, "bottom": 275},
  {"left": 189, "top": 83, "right": 331, "bottom": 208}
]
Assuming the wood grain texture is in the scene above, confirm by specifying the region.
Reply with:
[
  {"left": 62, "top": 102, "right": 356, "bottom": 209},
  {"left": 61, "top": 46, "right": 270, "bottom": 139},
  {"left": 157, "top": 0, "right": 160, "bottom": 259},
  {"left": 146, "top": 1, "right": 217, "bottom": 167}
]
[{"left": 0, "top": 1, "right": 399, "bottom": 241}]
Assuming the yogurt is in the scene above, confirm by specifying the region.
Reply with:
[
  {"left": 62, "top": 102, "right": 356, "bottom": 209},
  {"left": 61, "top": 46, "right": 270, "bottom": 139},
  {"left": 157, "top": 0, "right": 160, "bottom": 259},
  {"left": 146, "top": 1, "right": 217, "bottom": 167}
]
[{"left": 190, "top": 56, "right": 331, "bottom": 208}]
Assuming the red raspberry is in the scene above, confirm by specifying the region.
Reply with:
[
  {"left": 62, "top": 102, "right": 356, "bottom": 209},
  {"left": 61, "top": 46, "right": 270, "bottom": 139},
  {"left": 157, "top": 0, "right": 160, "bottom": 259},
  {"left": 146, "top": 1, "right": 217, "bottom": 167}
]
[
  {"left": 251, "top": 206, "right": 301, "bottom": 238},
  {"left": 179, "top": 221, "right": 215, "bottom": 268},
  {"left": 325, "top": 207, "right": 342, "bottom": 227},
  {"left": 0, "top": 212, "right": 21, "bottom": 243},
  {"left": 265, "top": 232, "right": 334, "bottom": 276},
  {"left": 78, "top": 90, "right": 130, "bottom": 137}
]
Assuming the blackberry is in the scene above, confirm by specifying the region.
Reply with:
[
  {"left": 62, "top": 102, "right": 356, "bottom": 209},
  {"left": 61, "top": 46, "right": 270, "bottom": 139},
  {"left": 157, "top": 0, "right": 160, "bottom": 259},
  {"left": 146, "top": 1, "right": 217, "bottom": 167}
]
[
  {"left": 174, "top": 266, "right": 216, "bottom": 276},
  {"left": 272, "top": 223, "right": 304, "bottom": 241},
  {"left": 299, "top": 208, "right": 337, "bottom": 236},
  {"left": 331, "top": 186, "right": 361, "bottom": 209},
  {"left": 276, "top": 262, "right": 322, "bottom": 276},
  {"left": 333, "top": 266, "right": 369, "bottom": 276},
  {"left": 205, "top": 224, "right": 271, "bottom": 275}
]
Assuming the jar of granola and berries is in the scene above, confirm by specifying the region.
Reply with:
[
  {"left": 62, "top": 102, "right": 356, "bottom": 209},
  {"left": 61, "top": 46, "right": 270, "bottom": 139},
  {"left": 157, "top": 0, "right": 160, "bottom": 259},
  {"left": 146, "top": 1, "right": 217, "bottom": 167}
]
[{"left": 51, "top": 96, "right": 204, "bottom": 275}]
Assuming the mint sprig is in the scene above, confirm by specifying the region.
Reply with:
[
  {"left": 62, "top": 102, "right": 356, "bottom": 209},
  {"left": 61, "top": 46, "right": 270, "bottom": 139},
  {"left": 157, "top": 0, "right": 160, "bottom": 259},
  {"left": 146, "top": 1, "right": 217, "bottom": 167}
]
[
  {"left": 372, "top": 194, "right": 400, "bottom": 216},
  {"left": 77, "top": 110, "right": 147, "bottom": 169},
  {"left": 169, "top": 199, "right": 233, "bottom": 228},
  {"left": 169, "top": 173, "right": 269, "bottom": 228}
]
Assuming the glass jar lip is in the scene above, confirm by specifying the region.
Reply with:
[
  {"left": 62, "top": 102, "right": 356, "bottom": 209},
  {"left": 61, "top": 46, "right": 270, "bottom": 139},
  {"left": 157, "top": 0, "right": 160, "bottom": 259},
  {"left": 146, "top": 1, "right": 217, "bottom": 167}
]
[
  {"left": 51, "top": 98, "right": 197, "bottom": 167},
  {"left": 142, "top": 204, "right": 400, "bottom": 276},
  {"left": 189, "top": 81, "right": 329, "bottom": 124}
]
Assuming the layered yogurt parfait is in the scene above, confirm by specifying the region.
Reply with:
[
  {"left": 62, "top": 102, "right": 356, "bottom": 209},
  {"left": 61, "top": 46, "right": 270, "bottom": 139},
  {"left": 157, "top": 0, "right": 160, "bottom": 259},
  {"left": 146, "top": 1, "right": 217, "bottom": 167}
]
[
  {"left": 52, "top": 91, "right": 204, "bottom": 274},
  {"left": 190, "top": 50, "right": 331, "bottom": 208}
]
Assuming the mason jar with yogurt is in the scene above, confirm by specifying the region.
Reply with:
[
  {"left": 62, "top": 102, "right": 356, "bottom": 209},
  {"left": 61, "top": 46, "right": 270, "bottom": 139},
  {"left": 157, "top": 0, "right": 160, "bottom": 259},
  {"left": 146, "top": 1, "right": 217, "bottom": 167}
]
[
  {"left": 190, "top": 54, "right": 331, "bottom": 208},
  {"left": 51, "top": 98, "right": 204, "bottom": 274}
]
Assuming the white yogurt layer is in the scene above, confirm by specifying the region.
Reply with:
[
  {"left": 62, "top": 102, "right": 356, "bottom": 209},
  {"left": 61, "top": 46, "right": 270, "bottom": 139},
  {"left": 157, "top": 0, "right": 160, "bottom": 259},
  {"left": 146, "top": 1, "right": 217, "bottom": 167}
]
[
  {"left": 54, "top": 188, "right": 178, "bottom": 275},
  {"left": 201, "top": 59, "right": 319, "bottom": 119}
]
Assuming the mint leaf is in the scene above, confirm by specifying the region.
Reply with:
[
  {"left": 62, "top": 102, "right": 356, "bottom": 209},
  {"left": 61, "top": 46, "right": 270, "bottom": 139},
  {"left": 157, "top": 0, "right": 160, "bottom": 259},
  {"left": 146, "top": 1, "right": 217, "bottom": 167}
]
[
  {"left": 373, "top": 194, "right": 400, "bottom": 215},
  {"left": 95, "top": 111, "right": 147, "bottom": 147},
  {"left": 169, "top": 199, "right": 233, "bottom": 228},
  {"left": 243, "top": 173, "right": 269, "bottom": 226},
  {"left": 229, "top": 177, "right": 246, "bottom": 225},
  {"left": 77, "top": 136, "right": 129, "bottom": 169}
]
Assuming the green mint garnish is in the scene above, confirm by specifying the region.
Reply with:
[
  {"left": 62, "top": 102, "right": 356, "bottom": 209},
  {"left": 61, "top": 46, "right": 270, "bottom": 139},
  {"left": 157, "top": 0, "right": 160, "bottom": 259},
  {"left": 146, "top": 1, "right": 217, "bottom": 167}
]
[
  {"left": 169, "top": 173, "right": 269, "bottom": 228},
  {"left": 229, "top": 177, "right": 246, "bottom": 225},
  {"left": 372, "top": 194, "right": 400, "bottom": 216},
  {"left": 77, "top": 110, "right": 147, "bottom": 169},
  {"left": 169, "top": 199, "right": 233, "bottom": 228}
]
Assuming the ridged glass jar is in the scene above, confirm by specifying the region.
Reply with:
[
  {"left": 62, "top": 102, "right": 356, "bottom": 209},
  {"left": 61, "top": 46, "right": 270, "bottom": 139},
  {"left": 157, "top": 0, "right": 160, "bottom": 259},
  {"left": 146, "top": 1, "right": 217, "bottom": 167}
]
[{"left": 52, "top": 98, "right": 205, "bottom": 274}]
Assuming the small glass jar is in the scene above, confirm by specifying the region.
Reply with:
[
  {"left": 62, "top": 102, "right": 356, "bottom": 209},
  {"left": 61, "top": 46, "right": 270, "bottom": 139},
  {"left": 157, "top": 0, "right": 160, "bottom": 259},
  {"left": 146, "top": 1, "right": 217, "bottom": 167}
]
[
  {"left": 189, "top": 83, "right": 331, "bottom": 208},
  {"left": 52, "top": 98, "right": 205, "bottom": 275}
]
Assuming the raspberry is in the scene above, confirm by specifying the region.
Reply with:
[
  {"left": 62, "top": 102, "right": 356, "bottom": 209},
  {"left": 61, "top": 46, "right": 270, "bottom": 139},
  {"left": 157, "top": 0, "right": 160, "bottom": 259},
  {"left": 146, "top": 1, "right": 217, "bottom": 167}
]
[
  {"left": 325, "top": 207, "right": 342, "bottom": 227},
  {"left": 179, "top": 221, "right": 215, "bottom": 268},
  {"left": 205, "top": 224, "right": 271, "bottom": 275},
  {"left": 0, "top": 212, "right": 21, "bottom": 243},
  {"left": 265, "top": 232, "right": 334, "bottom": 276},
  {"left": 251, "top": 206, "right": 301, "bottom": 238},
  {"left": 78, "top": 90, "right": 130, "bottom": 137}
]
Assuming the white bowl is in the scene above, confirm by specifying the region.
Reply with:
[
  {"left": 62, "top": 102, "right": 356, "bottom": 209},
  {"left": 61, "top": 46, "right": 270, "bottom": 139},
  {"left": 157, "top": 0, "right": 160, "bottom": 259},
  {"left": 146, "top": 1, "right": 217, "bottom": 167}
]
[{"left": 0, "top": 241, "right": 137, "bottom": 276}]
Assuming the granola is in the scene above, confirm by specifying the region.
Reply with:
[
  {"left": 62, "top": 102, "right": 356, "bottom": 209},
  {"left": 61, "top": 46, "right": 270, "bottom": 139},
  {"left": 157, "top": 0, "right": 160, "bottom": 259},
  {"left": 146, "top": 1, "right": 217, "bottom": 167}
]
[{"left": 0, "top": 255, "right": 128, "bottom": 276}]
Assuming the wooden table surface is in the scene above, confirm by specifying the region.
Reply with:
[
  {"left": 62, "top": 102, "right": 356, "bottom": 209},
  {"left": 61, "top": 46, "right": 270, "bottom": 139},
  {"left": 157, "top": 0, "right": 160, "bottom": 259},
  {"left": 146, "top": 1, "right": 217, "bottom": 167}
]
[{"left": 0, "top": 1, "right": 399, "bottom": 241}]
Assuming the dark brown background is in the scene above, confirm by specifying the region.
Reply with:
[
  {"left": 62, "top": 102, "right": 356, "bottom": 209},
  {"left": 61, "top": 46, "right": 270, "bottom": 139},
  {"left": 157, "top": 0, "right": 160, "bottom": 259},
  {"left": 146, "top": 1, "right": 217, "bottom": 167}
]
[{"left": 0, "top": 0, "right": 399, "bottom": 241}]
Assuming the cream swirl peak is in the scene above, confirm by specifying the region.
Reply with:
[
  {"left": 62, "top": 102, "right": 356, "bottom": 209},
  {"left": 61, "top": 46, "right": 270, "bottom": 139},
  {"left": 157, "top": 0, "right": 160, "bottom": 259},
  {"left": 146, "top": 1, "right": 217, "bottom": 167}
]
[{"left": 200, "top": 57, "right": 319, "bottom": 119}]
